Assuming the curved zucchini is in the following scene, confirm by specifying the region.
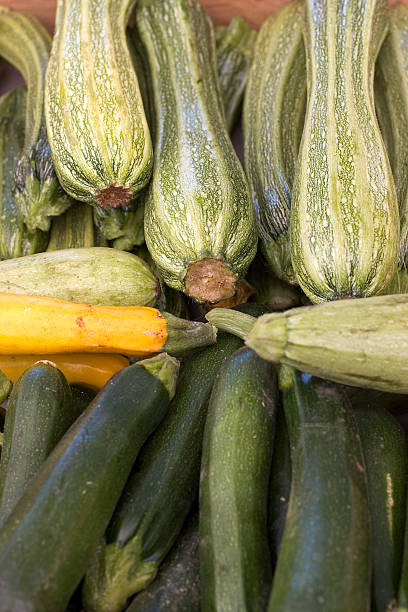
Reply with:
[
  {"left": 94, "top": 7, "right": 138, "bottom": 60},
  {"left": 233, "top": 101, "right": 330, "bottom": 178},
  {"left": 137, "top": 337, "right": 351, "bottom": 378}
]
[
  {"left": 353, "top": 403, "right": 407, "bottom": 612},
  {"left": 0, "top": 247, "right": 159, "bottom": 307},
  {"left": 45, "top": 0, "right": 152, "bottom": 209},
  {"left": 0, "top": 354, "right": 178, "bottom": 612},
  {"left": 244, "top": 0, "right": 306, "bottom": 285},
  {"left": 200, "top": 347, "right": 277, "bottom": 612},
  {"left": 137, "top": 0, "right": 257, "bottom": 303},
  {"left": 268, "top": 367, "right": 370, "bottom": 611},
  {"left": 290, "top": 0, "right": 399, "bottom": 302},
  {"left": 47, "top": 202, "right": 108, "bottom": 250},
  {"left": 0, "top": 87, "right": 47, "bottom": 258},
  {"left": 0, "top": 7, "right": 71, "bottom": 232},
  {"left": 0, "top": 362, "right": 73, "bottom": 526}
]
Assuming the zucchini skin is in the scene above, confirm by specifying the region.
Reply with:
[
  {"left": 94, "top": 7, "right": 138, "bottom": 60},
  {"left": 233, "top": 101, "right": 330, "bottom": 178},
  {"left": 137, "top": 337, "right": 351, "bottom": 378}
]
[
  {"left": 138, "top": 0, "right": 257, "bottom": 303},
  {"left": 0, "top": 357, "right": 175, "bottom": 612},
  {"left": 47, "top": 201, "right": 107, "bottom": 250},
  {"left": 290, "top": 0, "right": 399, "bottom": 303},
  {"left": 268, "top": 367, "right": 370, "bottom": 611},
  {"left": 353, "top": 403, "right": 407, "bottom": 612},
  {"left": 200, "top": 347, "right": 277, "bottom": 612},
  {"left": 45, "top": 0, "right": 152, "bottom": 208},
  {"left": 0, "top": 363, "right": 73, "bottom": 526},
  {"left": 244, "top": 0, "right": 306, "bottom": 285}
]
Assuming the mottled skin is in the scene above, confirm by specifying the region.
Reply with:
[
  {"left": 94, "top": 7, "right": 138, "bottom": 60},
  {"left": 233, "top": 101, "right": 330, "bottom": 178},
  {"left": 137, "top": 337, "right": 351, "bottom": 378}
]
[
  {"left": 137, "top": 0, "right": 257, "bottom": 302},
  {"left": 291, "top": 0, "right": 399, "bottom": 303}
]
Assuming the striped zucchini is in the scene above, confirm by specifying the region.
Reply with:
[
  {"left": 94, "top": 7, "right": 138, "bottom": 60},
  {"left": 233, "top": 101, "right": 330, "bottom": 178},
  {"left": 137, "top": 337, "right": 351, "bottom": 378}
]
[
  {"left": 290, "top": 0, "right": 399, "bottom": 303},
  {"left": 0, "top": 88, "right": 47, "bottom": 258},
  {"left": 0, "top": 8, "right": 71, "bottom": 232},
  {"left": 137, "top": 0, "right": 257, "bottom": 304},
  {"left": 45, "top": 0, "right": 152, "bottom": 209},
  {"left": 93, "top": 201, "right": 144, "bottom": 251},
  {"left": 244, "top": 0, "right": 306, "bottom": 285},
  {"left": 47, "top": 202, "right": 108, "bottom": 251}
]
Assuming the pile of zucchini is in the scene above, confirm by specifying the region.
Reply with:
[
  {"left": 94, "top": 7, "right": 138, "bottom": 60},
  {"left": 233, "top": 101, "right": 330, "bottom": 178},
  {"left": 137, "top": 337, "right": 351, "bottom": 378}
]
[{"left": 0, "top": 0, "right": 407, "bottom": 609}]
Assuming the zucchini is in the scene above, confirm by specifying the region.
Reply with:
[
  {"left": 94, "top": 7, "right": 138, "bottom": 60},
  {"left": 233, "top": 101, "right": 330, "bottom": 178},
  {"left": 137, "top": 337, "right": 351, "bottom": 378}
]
[
  {"left": 47, "top": 202, "right": 107, "bottom": 251},
  {"left": 0, "top": 353, "right": 179, "bottom": 612},
  {"left": 0, "top": 87, "right": 47, "bottom": 258},
  {"left": 137, "top": 0, "right": 257, "bottom": 303},
  {"left": 126, "top": 511, "right": 200, "bottom": 612},
  {"left": 0, "top": 370, "right": 11, "bottom": 404},
  {"left": 215, "top": 17, "right": 257, "bottom": 132},
  {"left": 268, "top": 366, "right": 370, "bottom": 611},
  {"left": 246, "top": 251, "right": 301, "bottom": 311},
  {"left": 0, "top": 7, "right": 71, "bottom": 232},
  {"left": 206, "top": 294, "right": 408, "bottom": 393},
  {"left": 0, "top": 247, "right": 159, "bottom": 307},
  {"left": 244, "top": 0, "right": 306, "bottom": 285},
  {"left": 45, "top": 0, "right": 152, "bottom": 209},
  {"left": 200, "top": 346, "right": 277, "bottom": 612},
  {"left": 0, "top": 362, "right": 73, "bottom": 526},
  {"left": 82, "top": 303, "right": 264, "bottom": 611},
  {"left": 290, "top": 0, "right": 399, "bottom": 303},
  {"left": 93, "top": 201, "right": 145, "bottom": 251},
  {"left": 353, "top": 403, "right": 407, "bottom": 612}
]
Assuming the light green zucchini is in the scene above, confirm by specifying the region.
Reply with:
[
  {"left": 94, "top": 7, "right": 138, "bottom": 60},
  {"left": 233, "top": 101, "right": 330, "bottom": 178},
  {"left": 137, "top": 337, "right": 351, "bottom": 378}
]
[
  {"left": 244, "top": 0, "right": 306, "bottom": 285},
  {"left": 0, "top": 247, "right": 159, "bottom": 307},
  {"left": 137, "top": 0, "right": 257, "bottom": 304},
  {"left": 290, "top": 0, "right": 399, "bottom": 303},
  {"left": 45, "top": 0, "right": 152, "bottom": 209},
  {"left": 0, "top": 7, "right": 71, "bottom": 232},
  {"left": 0, "top": 87, "right": 47, "bottom": 258},
  {"left": 93, "top": 201, "right": 144, "bottom": 251},
  {"left": 47, "top": 202, "right": 108, "bottom": 251}
]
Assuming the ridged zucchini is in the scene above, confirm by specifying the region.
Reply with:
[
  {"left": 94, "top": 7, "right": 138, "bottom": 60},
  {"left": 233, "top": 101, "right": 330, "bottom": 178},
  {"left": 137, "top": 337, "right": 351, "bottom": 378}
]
[
  {"left": 200, "top": 347, "right": 277, "bottom": 612},
  {"left": 47, "top": 202, "right": 107, "bottom": 250},
  {"left": 290, "top": 0, "right": 399, "bottom": 302},
  {"left": 0, "top": 362, "right": 73, "bottom": 526},
  {"left": 137, "top": 0, "right": 257, "bottom": 303},
  {"left": 45, "top": 0, "right": 152, "bottom": 209},
  {"left": 268, "top": 367, "right": 370, "bottom": 611},
  {"left": 0, "top": 247, "right": 159, "bottom": 307},
  {"left": 0, "top": 87, "right": 47, "bottom": 258},
  {"left": 244, "top": 0, "right": 306, "bottom": 285},
  {"left": 0, "top": 354, "right": 178, "bottom": 612},
  {"left": 93, "top": 201, "right": 145, "bottom": 251},
  {"left": 353, "top": 403, "right": 407, "bottom": 612},
  {"left": 0, "top": 7, "right": 71, "bottom": 232}
]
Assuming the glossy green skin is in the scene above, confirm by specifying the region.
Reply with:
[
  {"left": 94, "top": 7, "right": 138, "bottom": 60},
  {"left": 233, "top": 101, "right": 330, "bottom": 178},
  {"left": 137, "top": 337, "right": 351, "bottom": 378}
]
[
  {"left": 200, "top": 347, "right": 277, "bottom": 612},
  {"left": 291, "top": 0, "right": 399, "bottom": 303},
  {"left": 0, "top": 363, "right": 73, "bottom": 527},
  {"left": 138, "top": 0, "right": 257, "bottom": 294},
  {"left": 0, "top": 246, "right": 159, "bottom": 307},
  {"left": 244, "top": 0, "right": 306, "bottom": 285},
  {"left": 353, "top": 404, "right": 407, "bottom": 612},
  {"left": 0, "top": 88, "right": 47, "bottom": 258},
  {"left": 45, "top": 0, "right": 152, "bottom": 207},
  {"left": 269, "top": 367, "right": 371, "bottom": 611},
  {"left": 0, "top": 8, "right": 71, "bottom": 232},
  {"left": 0, "top": 363, "right": 170, "bottom": 612}
]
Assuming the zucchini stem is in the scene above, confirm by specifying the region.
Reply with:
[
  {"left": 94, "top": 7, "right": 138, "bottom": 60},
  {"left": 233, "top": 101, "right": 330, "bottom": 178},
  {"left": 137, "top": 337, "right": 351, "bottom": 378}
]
[{"left": 205, "top": 308, "right": 256, "bottom": 339}]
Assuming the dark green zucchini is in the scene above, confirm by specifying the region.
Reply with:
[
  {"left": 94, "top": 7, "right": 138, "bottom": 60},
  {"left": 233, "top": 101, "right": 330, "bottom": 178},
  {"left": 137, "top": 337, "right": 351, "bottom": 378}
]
[
  {"left": 126, "top": 511, "right": 200, "bottom": 612},
  {"left": 0, "top": 353, "right": 179, "bottom": 612},
  {"left": 0, "top": 362, "right": 73, "bottom": 526},
  {"left": 70, "top": 384, "right": 96, "bottom": 414},
  {"left": 353, "top": 403, "right": 407, "bottom": 612},
  {"left": 82, "top": 303, "right": 266, "bottom": 612},
  {"left": 200, "top": 346, "right": 277, "bottom": 612},
  {"left": 268, "top": 367, "right": 371, "bottom": 611}
]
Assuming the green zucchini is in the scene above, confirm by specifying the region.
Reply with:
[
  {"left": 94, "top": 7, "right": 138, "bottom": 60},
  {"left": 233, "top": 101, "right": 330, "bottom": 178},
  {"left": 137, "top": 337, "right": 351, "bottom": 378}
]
[
  {"left": 0, "top": 362, "right": 73, "bottom": 526},
  {"left": 0, "top": 370, "right": 11, "bottom": 404},
  {"left": 206, "top": 294, "right": 408, "bottom": 393},
  {"left": 244, "top": 0, "right": 306, "bottom": 285},
  {"left": 47, "top": 202, "right": 108, "bottom": 251},
  {"left": 353, "top": 403, "right": 407, "bottom": 612},
  {"left": 290, "top": 0, "right": 399, "bottom": 303},
  {"left": 268, "top": 366, "right": 370, "bottom": 611},
  {"left": 0, "top": 353, "right": 178, "bottom": 612},
  {"left": 246, "top": 251, "right": 301, "bottom": 311},
  {"left": 200, "top": 346, "right": 277, "bottom": 612},
  {"left": 0, "top": 7, "right": 71, "bottom": 232},
  {"left": 93, "top": 200, "right": 145, "bottom": 251},
  {"left": 0, "top": 87, "right": 47, "bottom": 258},
  {"left": 45, "top": 0, "right": 152, "bottom": 209},
  {"left": 137, "top": 0, "right": 257, "bottom": 304},
  {"left": 70, "top": 384, "right": 96, "bottom": 414},
  {"left": 82, "top": 303, "right": 265, "bottom": 612},
  {"left": 0, "top": 246, "right": 159, "bottom": 307},
  {"left": 215, "top": 16, "right": 257, "bottom": 132},
  {"left": 126, "top": 511, "right": 200, "bottom": 612}
]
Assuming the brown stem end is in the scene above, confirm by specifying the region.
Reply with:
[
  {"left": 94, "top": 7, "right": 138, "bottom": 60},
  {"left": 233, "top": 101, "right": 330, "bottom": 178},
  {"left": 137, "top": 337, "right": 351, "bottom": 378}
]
[
  {"left": 184, "top": 258, "right": 237, "bottom": 303},
  {"left": 94, "top": 185, "right": 131, "bottom": 208}
]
